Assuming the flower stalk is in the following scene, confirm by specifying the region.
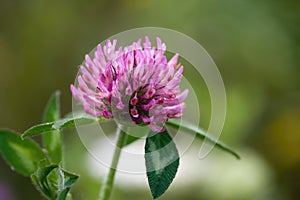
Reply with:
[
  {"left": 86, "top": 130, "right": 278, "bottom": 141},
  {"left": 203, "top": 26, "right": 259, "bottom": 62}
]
[{"left": 99, "top": 127, "right": 126, "bottom": 200}]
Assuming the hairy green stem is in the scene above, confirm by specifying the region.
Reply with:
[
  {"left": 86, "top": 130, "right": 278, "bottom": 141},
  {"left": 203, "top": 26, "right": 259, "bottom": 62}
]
[{"left": 98, "top": 127, "right": 126, "bottom": 200}]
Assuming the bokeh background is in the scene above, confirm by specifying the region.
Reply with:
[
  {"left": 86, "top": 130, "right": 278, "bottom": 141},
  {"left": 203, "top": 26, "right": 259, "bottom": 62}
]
[{"left": 0, "top": 0, "right": 299, "bottom": 199}]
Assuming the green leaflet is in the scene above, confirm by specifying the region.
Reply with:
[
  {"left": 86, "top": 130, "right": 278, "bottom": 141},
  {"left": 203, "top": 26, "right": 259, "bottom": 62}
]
[
  {"left": 166, "top": 119, "right": 240, "bottom": 159},
  {"left": 31, "top": 165, "right": 79, "bottom": 200},
  {"left": 42, "top": 91, "right": 62, "bottom": 163},
  {"left": 22, "top": 112, "right": 98, "bottom": 139},
  {"left": 0, "top": 129, "right": 48, "bottom": 176},
  {"left": 145, "top": 129, "right": 179, "bottom": 199}
]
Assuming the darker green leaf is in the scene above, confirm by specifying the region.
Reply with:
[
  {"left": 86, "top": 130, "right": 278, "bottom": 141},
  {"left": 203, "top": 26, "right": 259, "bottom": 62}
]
[
  {"left": 166, "top": 119, "right": 240, "bottom": 159},
  {"left": 31, "top": 165, "right": 78, "bottom": 200},
  {"left": 145, "top": 129, "right": 179, "bottom": 199},
  {"left": 0, "top": 129, "right": 48, "bottom": 176},
  {"left": 42, "top": 91, "right": 62, "bottom": 163}
]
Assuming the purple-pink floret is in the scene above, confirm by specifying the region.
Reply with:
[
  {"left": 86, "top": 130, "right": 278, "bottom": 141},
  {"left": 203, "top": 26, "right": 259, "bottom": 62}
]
[{"left": 71, "top": 37, "right": 188, "bottom": 132}]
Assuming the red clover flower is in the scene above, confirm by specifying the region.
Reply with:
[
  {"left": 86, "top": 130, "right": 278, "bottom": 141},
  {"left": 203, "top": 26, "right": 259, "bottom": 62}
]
[{"left": 71, "top": 37, "right": 188, "bottom": 132}]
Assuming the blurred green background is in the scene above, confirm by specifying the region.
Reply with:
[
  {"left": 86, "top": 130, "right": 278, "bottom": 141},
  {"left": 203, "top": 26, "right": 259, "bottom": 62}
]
[{"left": 0, "top": 0, "right": 299, "bottom": 199}]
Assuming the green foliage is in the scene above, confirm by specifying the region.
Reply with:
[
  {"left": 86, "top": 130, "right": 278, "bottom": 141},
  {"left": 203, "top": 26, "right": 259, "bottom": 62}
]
[
  {"left": 52, "top": 112, "right": 98, "bottom": 130},
  {"left": 42, "top": 91, "right": 62, "bottom": 163},
  {"left": 145, "top": 129, "right": 179, "bottom": 199},
  {"left": 22, "top": 114, "right": 240, "bottom": 160},
  {"left": 22, "top": 112, "right": 98, "bottom": 139},
  {"left": 122, "top": 134, "right": 140, "bottom": 147},
  {"left": 31, "top": 165, "right": 78, "bottom": 200},
  {"left": 22, "top": 122, "right": 55, "bottom": 138},
  {"left": 166, "top": 119, "right": 240, "bottom": 159},
  {"left": 122, "top": 130, "right": 148, "bottom": 148},
  {"left": 43, "top": 91, "right": 60, "bottom": 122},
  {"left": 0, "top": 129, "right": 48, "bottom": 176},
  {"left": 0, "top": 89, "right": 240, "bottom": 200},
  {"left": 0, "top": 91, "right": 80, "bottom": 200}
]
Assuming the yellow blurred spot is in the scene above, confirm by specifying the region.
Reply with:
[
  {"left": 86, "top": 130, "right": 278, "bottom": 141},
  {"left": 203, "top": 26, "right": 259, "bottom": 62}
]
[{"left": 263, "top": 106, "right": 300, "bottom": 170}]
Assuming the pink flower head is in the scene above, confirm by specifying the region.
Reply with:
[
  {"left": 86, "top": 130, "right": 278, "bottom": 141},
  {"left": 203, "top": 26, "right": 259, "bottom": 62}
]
[{"left": 71, "top": 37, "right": 188, "bottom": 132}]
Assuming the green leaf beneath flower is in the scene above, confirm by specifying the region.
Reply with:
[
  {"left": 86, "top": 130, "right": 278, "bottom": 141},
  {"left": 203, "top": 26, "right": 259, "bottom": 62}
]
[
  {"left": 42, "top": 91, "right": 62, "bottom": 164},
  {"left": 31, "top": 164, "right": 78, "bottom": 200},
  {"left": 0, "top": 129, "right": 48, "bottom": 176},
  {"left": 145, "top": 129, "right": 179, "bottom": 199},
  {"left": 166, "top": 119, "right": 240, "bottom": 159}
]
